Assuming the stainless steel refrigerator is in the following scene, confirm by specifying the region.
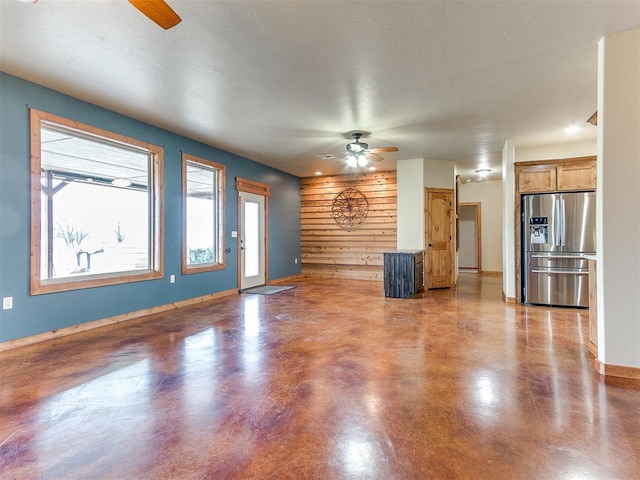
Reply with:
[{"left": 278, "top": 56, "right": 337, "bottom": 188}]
[{"left": 522, "top": 191, "right": 596, "bottom": 307}]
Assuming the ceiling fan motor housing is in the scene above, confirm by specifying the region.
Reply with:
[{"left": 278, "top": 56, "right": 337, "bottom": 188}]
[{"left": 347, "top": 133, "right": 368, "bottom": 154}]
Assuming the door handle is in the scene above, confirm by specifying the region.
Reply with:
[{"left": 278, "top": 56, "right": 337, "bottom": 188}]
[
  {"left": 553, "top": 198, "right": 561, "bottom": 247},
  {"left": 560, "top": 197, "right": 566, "bottom": 247},
  {"left": 531, "top": 269, "right": 588, "bottom": 275},
  {"left": 531, "top": 254, "right": 587, "bottom": 259}
]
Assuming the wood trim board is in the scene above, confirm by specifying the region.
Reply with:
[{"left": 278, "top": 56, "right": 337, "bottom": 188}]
[
  {"left": 0, "top": 288, "right": 238, "bottom": 353},
  {"left": 236, "top": 177, "right": 271, "bottom": 196},
  {"left": 595, "top": 358, "right": 640, "bottom": 381}
]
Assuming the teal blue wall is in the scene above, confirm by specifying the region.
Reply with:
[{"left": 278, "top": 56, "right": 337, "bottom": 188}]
[{"left": 0, "top": 73, "right": 301, "bottom": 342}]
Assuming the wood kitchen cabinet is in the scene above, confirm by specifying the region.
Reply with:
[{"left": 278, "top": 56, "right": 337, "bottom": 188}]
[
  {"left": 557, "top": 161, "right": 597, "bottom": 191},
  {"left": 517, "top": 165, "right": 557, "bottom": 193},
  {"left": 516, "top": 157, "right": 596, "bottom": 193}
]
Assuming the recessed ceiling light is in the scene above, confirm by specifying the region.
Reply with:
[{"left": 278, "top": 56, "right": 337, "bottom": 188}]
[
  {"left": 314, "top": 171, "right": 322, "bottom": 176},
  {"left": 564, "top": 125, "right": 580, "bottom": 135},
  {"left": 368, "top": 166, "right": 377, "bottom": 171},
  {"left": 316, "top": 154, "right": 334, "bottom": 160}
]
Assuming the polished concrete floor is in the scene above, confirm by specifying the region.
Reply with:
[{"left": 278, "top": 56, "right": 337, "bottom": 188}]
[{"left": 1, "top": 274, "right": 639, "bottom": 479}]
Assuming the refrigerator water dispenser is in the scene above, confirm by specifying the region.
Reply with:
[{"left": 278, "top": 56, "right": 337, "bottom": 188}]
[{"left": 529, "top": 217, "right": 548, "bottom": 244}]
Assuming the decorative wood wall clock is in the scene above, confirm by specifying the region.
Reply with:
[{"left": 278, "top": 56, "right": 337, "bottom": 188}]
[{"left": 331, "top": 187, "right": 369, "bottom": 229}]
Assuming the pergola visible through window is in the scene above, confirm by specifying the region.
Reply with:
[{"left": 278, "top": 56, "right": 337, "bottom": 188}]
[
  {"left": 182, "top": 153, "right": 226, "bottom": 274},
  {"left": 30, "top": 109, "right": 164, "bottom": 294}
]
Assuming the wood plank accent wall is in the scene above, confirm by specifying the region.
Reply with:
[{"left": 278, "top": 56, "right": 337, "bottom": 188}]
[{"left": 300, "top": 172, "right": 397, "bottom": 281}]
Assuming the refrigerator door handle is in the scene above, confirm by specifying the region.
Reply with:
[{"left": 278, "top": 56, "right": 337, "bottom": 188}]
[
  {"left": 560, "top": 197, "right": 566, "bottom": 247},
  {"left": 553, "top": 198, "right": 561, "bottom": 246},
  {"left": 530, "top": 269, "right": 588, "bottom": 275},
  {"left": 531, "top": 253, "right": 587, "bottom": 259}
]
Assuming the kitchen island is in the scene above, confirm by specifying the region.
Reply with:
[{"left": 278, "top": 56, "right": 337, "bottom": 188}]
[{"left": 381, "top": 250, "right": 424, "bottom": 298}]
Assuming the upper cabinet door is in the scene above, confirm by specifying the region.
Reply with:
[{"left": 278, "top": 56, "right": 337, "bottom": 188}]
[
  {"left": 557, "top": 161, "right": 597, "bottom": 191},
  {"left": 518, "top": 165, "right": 557, "bottom": 193}
]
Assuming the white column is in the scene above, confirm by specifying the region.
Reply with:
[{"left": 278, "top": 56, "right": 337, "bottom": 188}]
[
  {"left": 597, "top": 29, "right": 640, "bottom": 369},
  {"left": 501, "top": 140, "right": 516, "bottom": 300},
  {"left": 397, "top": 158, "right": 425, "bottom": 249}
]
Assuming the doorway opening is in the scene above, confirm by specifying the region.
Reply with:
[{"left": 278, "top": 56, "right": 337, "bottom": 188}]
[
  {"left": 236, "top": 178, "right": 270, "bottom": 291},
  {"left": 458, "top": 202, "right": 482, "bottom": 274}
]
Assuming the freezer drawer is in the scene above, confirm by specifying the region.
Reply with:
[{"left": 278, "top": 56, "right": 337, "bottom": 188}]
[
  {"left": 526, "top": 253, "right": 590, "bottom": 270},
  {"left": 525, "top": 267, "right": 589, "bottom": 307}
]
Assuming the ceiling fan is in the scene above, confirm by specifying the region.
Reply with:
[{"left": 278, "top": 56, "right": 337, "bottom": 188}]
[
  {"left": 343, "top": 132, "right": 398, "bottom": 167},
  {"left": 17, "top": 0, "right": 182, "bottom": 30},
  {"left": 127, "top": 0, "right": 182, "bottom": 29}
]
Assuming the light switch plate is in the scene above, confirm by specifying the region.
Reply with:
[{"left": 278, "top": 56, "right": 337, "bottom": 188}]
[{"left": 231, "top": 231, "right": 238, "bottom": 238}]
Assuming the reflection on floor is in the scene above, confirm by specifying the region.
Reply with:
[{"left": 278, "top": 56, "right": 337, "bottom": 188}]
[{"left": 1, "top": 274, "right": 639, "bottom": 479}]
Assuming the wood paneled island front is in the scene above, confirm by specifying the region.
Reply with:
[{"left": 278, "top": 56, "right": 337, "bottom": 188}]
[{"left": 382, "top": 250, "right": 424, "bottom": 298}]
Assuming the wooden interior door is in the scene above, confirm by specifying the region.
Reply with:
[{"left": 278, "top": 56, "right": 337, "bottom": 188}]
[{"left": 425, "top": 188, "right": 455, "bottom": 289}]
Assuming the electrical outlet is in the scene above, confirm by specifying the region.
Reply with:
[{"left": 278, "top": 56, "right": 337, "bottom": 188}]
[
  {"left": 3, "top": 297, "right": 13, "bottom": 310},
  {"left": 170, "top": 275, "right": 175, "bottom": 284}
]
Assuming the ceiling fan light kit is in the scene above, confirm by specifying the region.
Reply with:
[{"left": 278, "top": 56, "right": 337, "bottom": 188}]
[{"left": 346, "top": 155, "right": 369, "bottom": 168}]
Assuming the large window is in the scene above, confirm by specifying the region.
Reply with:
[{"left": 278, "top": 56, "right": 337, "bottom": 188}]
[
  {"left": 30, "top": 109, "right": 164, "bottom": 294},
  {"left": 182, "top": 153, "right": 226, "bottom": 274}
]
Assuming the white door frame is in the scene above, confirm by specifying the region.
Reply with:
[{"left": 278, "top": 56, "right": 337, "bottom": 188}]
[
  {"left": 459, "top": 202, "right": 482, "bottom": 273},
  {"left": 236, "top": 178, "right": 270, "bottom": 291}
]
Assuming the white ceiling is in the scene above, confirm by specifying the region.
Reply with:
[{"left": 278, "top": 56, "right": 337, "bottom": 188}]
[{"left": 2, "top": 0, "right": 639, "bottom": 181}]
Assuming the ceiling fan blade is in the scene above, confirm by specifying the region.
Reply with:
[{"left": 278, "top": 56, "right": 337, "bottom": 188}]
[
  {"left": 368, "top": 146, "right": 398, "bottom": 153},
  {"left": 366, "top": 153, "right": 384, "bottom": 162},
  {"left": 128, "top": 0, "right": 182, "bottom": 30}
]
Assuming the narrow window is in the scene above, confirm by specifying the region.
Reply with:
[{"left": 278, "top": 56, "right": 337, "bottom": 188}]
[
  {"left": 182, "top": 153, "right": 226, "bottom": 274},
  {"left": 30, "top": 109, "right": 164, "bottom": 294}
]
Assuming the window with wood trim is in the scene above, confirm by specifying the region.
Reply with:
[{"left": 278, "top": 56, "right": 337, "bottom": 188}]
[
  {"left": 182, "top": 153, "right": 226, "bottom": 274},
  {"left": 30, "top": 109, "right": 164, "bottom": 295}
]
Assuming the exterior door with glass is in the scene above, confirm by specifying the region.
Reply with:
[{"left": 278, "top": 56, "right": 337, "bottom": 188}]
[{"left": 240, "top": 191, "right": 266, "bottom": 290}]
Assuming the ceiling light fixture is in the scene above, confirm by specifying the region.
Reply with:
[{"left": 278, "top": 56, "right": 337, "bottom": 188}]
[
  {"left": 314, "top": 171, "right": 322, "bottom": 176},
  {"left": 347, "top": 142, "right": 367, "bottom": 153},
  {"left": 346, "top": 133, "right": 369, "bottom": 154},
  {"left": 564, "top": 125, "right": 580, "bottom": 135},
  {"left": 111, "top": 178, "right": 132, "bottom": 188},
  {"left": 475, "top": 168, "right": 491, "bottom": 177}
]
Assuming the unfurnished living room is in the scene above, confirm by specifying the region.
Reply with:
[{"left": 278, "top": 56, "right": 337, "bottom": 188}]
[{"left": 1, "top": 1, "right": 639, "bottom": 479}]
